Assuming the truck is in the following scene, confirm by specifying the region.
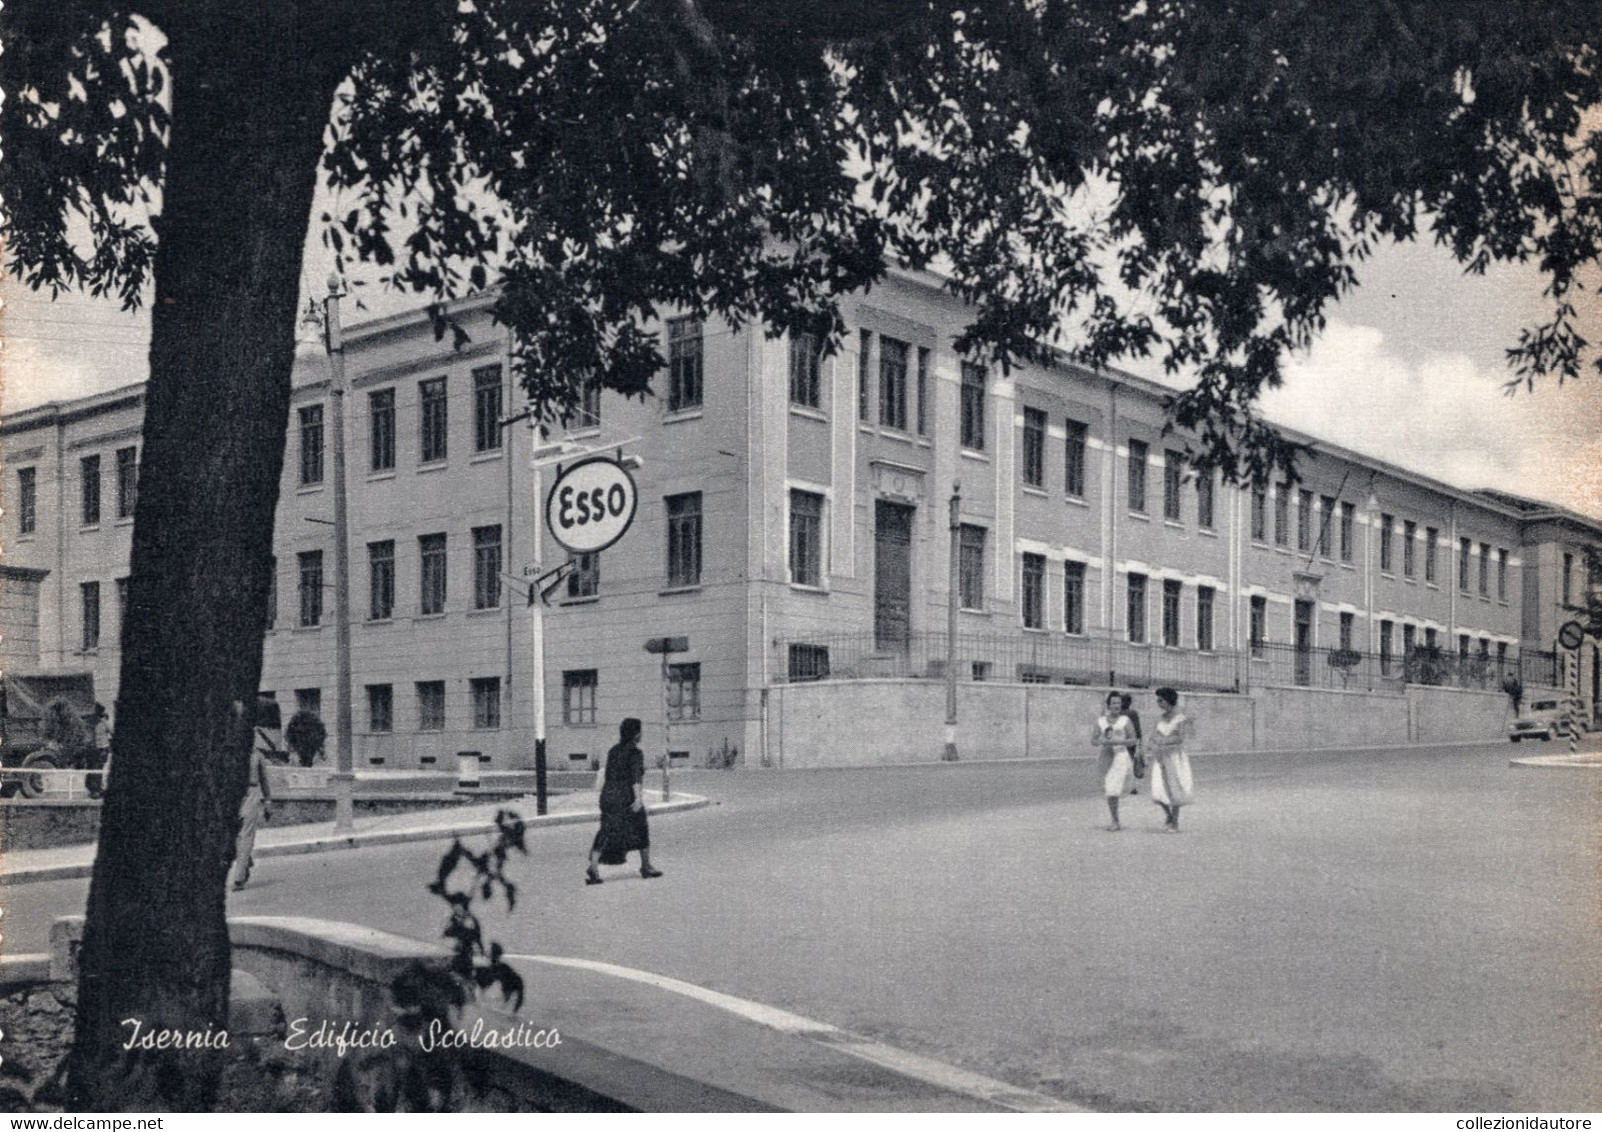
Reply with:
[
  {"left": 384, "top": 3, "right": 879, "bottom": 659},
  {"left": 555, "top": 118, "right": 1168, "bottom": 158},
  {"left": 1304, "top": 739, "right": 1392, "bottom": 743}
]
[{"left": 0, "top": 670, "right": 99, "bottom": 798}]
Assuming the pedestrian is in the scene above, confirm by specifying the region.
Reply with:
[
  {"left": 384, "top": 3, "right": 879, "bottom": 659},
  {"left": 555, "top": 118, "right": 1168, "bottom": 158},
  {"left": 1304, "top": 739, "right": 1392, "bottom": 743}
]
[
  {"left": 586, "top": 717, "right": 663, "bottom": 884},
  {"left": 232, "top": 706, "right": 274, "bottom": 890},
  {"left": 1148, "top": 687, "right": 1196, "bottom": 833},
  {"left": 1092, "top": 691, "right": 1137, "bottom": 831},
  {"left": 1120, "top": 691, "right": 1146, "bottom": 792},
  {"left": 285, "top": 709, "right": 326, "bottom": 768}
]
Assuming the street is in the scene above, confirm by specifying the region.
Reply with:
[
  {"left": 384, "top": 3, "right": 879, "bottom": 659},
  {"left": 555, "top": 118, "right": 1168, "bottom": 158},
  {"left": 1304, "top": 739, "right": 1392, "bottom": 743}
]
[{"left": 6, "top": 743, "right": 1598, "bottom": 1111}]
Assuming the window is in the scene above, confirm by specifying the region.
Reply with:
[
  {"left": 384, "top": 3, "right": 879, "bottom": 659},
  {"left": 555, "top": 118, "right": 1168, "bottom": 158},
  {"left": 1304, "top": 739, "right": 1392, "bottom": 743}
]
[
  {"left": 420, "top": 377, "right": 448, "bottom": 462},
  {"left": 960, "top": 362, "right": 986, "bottom": 449},
  {"left": 473, "top": 365, "right": 503, "bottom": 453},
  {"left": 115, "top": 446, "right": 139, "bottom": 519},
  {"left": 1197, "top": 586, "right": 1215, "bottom": 652},
  {"left": 1064, "top": 420, "right": 1087, "bottom": 497},
  {"left": 915, "top": 347, "right": 930, "bottom": 435},
  {"left": 1461, "top": 538, "right": 1473, "bottom": 593},
  {"left": 296, "top": 688, "right": 322, "bottom": 718},
  {"left": 419, "top": 533, "right": 447, "bottom": 615},
  {"left": 563, "top": 670, "right": 598, "bottom": 724},
  {"left": 473, "top": 525, "right": 502, "bottom": 610},
  {"left": 1497, "top": 641, "right": 1508, "bottom": 669},
  {"left": 1198, "top": 472, "right": 1216, "bottom": 531},
  {"left": 1498, "top": 549, "right": 1509, "bottom": 601},
  {"left": 367, "top": 684, "right": 393, "bottom": 733},
  {"left": 1022, "top": 408, "right": 1046, "bottom": 487},
  {"left": 788, "top": 644, "right": 831, "bottom": 682},
  {"left": 1425, "top": 626, "right": 1438, "bottom": 650},
  {"left": 575, "top": 375, "right": 601, "bottom": 430},
  {"left": 1403, "top": 623, "right": 1417, "bottom": 657},
  {"left": 1380, "top": 514, "right": 1395, "bottom": 573},
  {"left": 857, "top": 330, "right": 873, "bottom": 421},
  {"left": 1021, "top": 553, "right": 1045, "bottom": 629},
  {"left": 1563, "top": 552, "right": 1574, "bottom": 606},
  {"left": 1479, "top": 637, "right": 1491, "bottom": 659},
  {"left": 1380, "top": 620, "right": 1394, "bottom": 674},
  {"left": 1478, "top": 542, "right": 1491, "bottom": 596},
  {"left": 298, "top": 550, "right": 323, "bottom": 627},
  {"left": 1340, "top": 502, "right": 1355, "bottom": 563},
  {"left": 1403, "top": 520, "right": 1417, "bottom": 578},
  {"left": 1339, "top": 611, "right": 1354, "bottom": 652},
  {"left": 1318, "top": 496, "right": 1335, "bottom": 557},
  {"left": 1251, "top": 487, "right": 1267, "bottom": 542},
  {"left": 667, "top": 316, "right": 703, "bottom": 412},
  {"left": 369, "top": 389, "right": 396, "bottom": 472},
  {"left": 1459, "top": 634, "right": 1471, "bottom": 663},
  {"left": 81, "top": 455, "right": 101, "bottom": 525},
  {"left": 666, "top": 492, "right": 703, "bottom": 587},
  {"left": 368, "top": 540, "right": 395, "bottom": 620},
  {"left": 1044, "top": 556, "right": 1081, "bottom": 641},
  {"left": 116, "top": 577, "right": 129, "bottom": 631},
  {"left": 878, "top": 336, "right": 909, "bottom": 431},
  {"left": 264, "top": 559, "right": 275, "bottom": 630},
  {"left": 1127, "top": 573, "right": 1148, "bottom": 643},
  {"left": 81, "top": 582, "right": 100, "bottom": 651},
  {"left": 1298, "top": 490, "right": 1314, "bottom": 552},
  {"left": 1162, "top": 579, "right": 1182, "bottom": 647},
  {"left": 789, "top": 332, "right": 821, "bottom": 408},
  {"left": 1425, "top": 527, "right": 1439, "bottom": 582},
  {"left": 18, "top": 468, "right": 36, "bottom": 535},
  {"left": 1163, "top": 451, "right": 1184, "bottom": 522},
  {"left": 299, "top": 405, "right": 324, "bottom": 485},
  {"left": 471, "top": 677, "right": 502, "bottom": 729},
  {"left": 1250, "top": 595, "right": 1267, "bottom": 657},
  {"left": 417, "top": 681, "right": 446, "bottom": 731},
  {"left": 667, "top": 663, "right": 700, "bottom": 721},
  {"left": 1128, "top": 441, "right": 1148, "bottom": 513},
  {"left": 789, "top": 490, "right": 824, "bottom": 587},
  {"left": 959, "top": 525, "right": 985, "bottom": 610},
  {"left": 1274, "top": 484, "right": 1290, "bottom": 547},
  {"left": 567, "top": 551, "right": 600, "bottom": 599}
]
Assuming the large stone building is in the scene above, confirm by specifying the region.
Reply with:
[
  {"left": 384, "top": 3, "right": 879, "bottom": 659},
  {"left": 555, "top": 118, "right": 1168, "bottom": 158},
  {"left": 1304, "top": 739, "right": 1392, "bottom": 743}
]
[{"left": 5, "top": 273, "right": 1598, "bottom": 769}]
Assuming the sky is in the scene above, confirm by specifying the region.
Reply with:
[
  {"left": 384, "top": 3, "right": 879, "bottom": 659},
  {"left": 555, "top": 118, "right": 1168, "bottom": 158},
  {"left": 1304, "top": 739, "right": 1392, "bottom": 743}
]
[{"left": 4, "top": 212, "right": 1600, "bottom": 521}]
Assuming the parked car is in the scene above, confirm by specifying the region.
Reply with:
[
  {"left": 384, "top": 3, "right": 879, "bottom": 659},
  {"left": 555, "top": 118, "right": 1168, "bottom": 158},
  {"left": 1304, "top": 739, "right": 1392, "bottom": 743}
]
[{"left": 1508, "top": 698, "right": 1573, "bottom": 742}]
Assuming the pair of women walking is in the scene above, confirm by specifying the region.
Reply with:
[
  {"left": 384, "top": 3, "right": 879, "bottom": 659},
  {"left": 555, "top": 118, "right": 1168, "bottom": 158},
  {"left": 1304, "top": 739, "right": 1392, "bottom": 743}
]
[
  {"left": 585, "top": 717, "right": 664, "bottom": 885},
  {"left": 1093, "top": 687, "right": 1194, "bottom": 832}
]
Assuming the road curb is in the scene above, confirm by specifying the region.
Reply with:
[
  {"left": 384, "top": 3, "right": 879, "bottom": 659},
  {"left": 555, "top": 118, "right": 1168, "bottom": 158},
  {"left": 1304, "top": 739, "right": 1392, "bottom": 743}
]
[{"left": 0, "top": 795, "right": 710, "bottom": 888}]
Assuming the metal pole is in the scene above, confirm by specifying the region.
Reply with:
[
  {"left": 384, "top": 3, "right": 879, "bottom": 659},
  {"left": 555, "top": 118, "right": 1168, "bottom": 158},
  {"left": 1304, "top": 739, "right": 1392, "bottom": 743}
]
[
  {"left": 662, "top": 652, "right": 672, "bottom": 800},
  {"left": 529, "top": 416, "right": 548, "bottom": 815},
  {"left": 944, "top": 480, "right": 961, "bottom": 761},
  {"left": 324, "top": 276, "right": 356, "bottom": 833}
]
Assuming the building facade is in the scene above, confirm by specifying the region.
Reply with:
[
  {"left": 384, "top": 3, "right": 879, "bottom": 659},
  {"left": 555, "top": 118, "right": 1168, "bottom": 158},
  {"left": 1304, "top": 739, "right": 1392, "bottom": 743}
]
[{"left": 5, "top": 273, "right": 1598, "bottom": 770}]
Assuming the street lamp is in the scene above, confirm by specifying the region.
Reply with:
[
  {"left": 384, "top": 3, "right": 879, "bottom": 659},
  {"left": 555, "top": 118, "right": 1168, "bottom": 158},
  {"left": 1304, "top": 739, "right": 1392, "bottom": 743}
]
[
  {"left": 323, "top": 275, "right": 355, "bottom": 833},
  {"left": 944, "top": 480, "right": 961, "bottom": 761}
]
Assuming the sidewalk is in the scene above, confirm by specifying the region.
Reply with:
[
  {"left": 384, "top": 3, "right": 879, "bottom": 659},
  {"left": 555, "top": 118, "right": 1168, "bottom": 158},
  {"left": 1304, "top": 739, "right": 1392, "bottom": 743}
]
[{"left": 0, "top": 791, "right": 709, "bottom": 887}]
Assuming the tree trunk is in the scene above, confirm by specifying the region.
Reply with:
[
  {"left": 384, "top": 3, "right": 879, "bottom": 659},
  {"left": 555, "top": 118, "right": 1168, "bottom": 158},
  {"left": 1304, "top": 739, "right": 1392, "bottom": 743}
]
[{"left": 66, "top": 7, "right": 351, "bottom": 1110}]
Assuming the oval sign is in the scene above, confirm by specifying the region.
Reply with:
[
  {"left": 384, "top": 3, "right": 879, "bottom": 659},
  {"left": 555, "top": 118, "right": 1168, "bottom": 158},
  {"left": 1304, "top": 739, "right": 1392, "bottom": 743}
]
[
  {"left": 546, "top": 456, "right": 638, "bottom": 555},
  {"left": 1558, "top": 619, "right": 1586, "bottom": 651}
]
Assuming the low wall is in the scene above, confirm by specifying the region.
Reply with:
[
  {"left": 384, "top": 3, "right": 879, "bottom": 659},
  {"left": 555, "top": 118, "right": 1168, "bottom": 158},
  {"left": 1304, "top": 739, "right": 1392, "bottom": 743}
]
[{"left": 1410, "top": 683, "right": 1513, "bottom": 743}]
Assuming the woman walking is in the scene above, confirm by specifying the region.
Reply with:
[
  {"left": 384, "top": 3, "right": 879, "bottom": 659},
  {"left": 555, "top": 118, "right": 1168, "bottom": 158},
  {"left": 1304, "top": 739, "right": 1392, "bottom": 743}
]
[
  {"left": 1091, "top": 692, "right": 1137, "bottom": 831},
  {"left": 586, "top": 717, "right": 663, "bottom": 884},
  {"left": 1148, "top": 687, "right": 1196, "bottom": 832}
]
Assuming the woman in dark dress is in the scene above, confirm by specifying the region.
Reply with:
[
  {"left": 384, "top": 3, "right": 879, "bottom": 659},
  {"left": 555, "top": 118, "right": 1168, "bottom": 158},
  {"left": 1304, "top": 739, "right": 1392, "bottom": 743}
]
[{"left": 586, "top": 717, "right": 663, "bottom": 884}]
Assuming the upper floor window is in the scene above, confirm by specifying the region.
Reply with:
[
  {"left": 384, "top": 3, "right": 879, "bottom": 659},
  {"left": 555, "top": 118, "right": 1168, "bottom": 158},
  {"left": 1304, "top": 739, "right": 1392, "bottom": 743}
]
[
  {"left": 1461, "top": 538, "right": 1473, "bottom": 593},
  {"left": 1340, "top": 502, "right": 1355, "bottom": 563},
  {"left": 960, "top": 362, "right": 986, "bottom": 449},
  {"left": 1297, "top": 490, "right": 1313, "bottom": 552},
  {"left": 789, "top": 490, "right": 824, "bottom": 587},
  {"left": 667, "top": 316, "right": 704, "bottom": 412},
  {"left": 857, "top": 330, "right": 873, "bottom": 421},
  {"left": 666, "top": 492, "right": 703, "bottom": 587},
  {"left": 419, "top": 532, "right": 447, "bottom": 615},
  {"left": 878, "top": 336, "right": 909, "bottom": 431},
  {"left": 1021, "top": 553, "right": 1045, "bottom": 629},
  {"left": 1249, "top": 595, "right": 1267, "bottom": 657},
  {"left": 369, "top": 389, "right": 396, "bottom": 472},
  {"left": 1402, "top": 520, "right": 1417, "bottom": 577},
  {"left": 1478, "top": 542, "right": 1491, "bottom": 596},
  {"left": 298, "top": 550, "right": 324, "bottom": 627},
  {"left": 473, "top": 365, "right": 503, "bottom": 453},
  {"left": 789, "top": 332, "right": 822, "bottom": 409},
  {"left": 1318, "top": 495, "right": 1335, "bottom": 558},
  {"left": 81, "top": 581, "right": 100, "bottom": 651},
  {"left": 1425, "top": 527, "right": 1439, "bottom": 582},
  {"left": 1064, "top": 420, "right": 1087, "bottom": 498},
  {"left": 1563, "top": 551, "right": 1574, "bottom": 606},
  {"left": 1163, "top": 450, "right": 1184, "bottom": 522},
  {"left": 915, "top": 347, "right": 930, "bottom": 436},
  {"left": 115, "top": 447, "right": 138, "bottom": 519},
  {"left": 575, "top": 375, "right": 601, "bottom": 430},
  {"left": 1127, "top": 573, "right": 1148, "bottom": 643},
  {"left": 1127, "top": 440, "right": 1148, "bottom": 514},
  {"left": 1022, "top": 408, "right": 1046, "bottom": 488},
  {"left": 1497, "top": 548, "right": 1509, "bottom": 601},
  {"left": 1063, "top": 560, "right": 1086, "bottom": 635},
  {"left": 567, "top": 551, "right": 600, "bottom": 599},
  {"left": 1273, "top": 484, "right": 1290, "bottom": 547},
  {"left": 1197, "top": 472, "right": 1216, "bottom": 531},
  {"left": 1196, "top": 586, "right": 1215, "bottom": 652},
  {"left": 473, "top": 525, "right": 503, "bottom": 610},
  {"left": 1161, "top": 579, "right": 1182, "bottom": 647},
  {"left": 958, "top": 524, "right": 985, "bottom": 610},
  {"left": 81, "top": 455, "right": 101, "bottom": 526},
  {"left": 419, "top": 377, "right": 448, "bottom": 463},
  {"left": 1250, "top": 487, "right": 1267, "bottom": 542},
  {"left": 1379, "top": 513, "right": 1395, "bottom": 573},
  {"left": 299, "top": 405, "right": 325, "bottom": 485},
  {"left": 17, "top": 468, "right": 36, "bottom": 535},
  {"left": 368, "top": 540, "right": 394, "bottom": 621}
]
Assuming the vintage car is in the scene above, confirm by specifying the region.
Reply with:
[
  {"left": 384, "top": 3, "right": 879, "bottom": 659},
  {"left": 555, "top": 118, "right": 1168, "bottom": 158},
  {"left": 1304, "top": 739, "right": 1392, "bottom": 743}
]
[
  {"left": 1508, "top": 698, "right": 1574, "bottom": 743},
  {"left": 0, "top": 671, "right": 99, "bottom": 797}
]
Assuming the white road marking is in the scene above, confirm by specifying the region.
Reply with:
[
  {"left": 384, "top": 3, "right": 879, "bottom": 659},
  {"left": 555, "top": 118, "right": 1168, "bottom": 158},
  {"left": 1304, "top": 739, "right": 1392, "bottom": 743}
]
[{"left": 508, "top": 953, "right": 1081, "bottom": 1113}]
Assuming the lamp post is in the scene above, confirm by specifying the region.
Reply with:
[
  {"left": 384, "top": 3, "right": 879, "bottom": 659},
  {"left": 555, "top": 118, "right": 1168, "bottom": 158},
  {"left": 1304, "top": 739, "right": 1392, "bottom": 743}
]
[
  {"left": 944, "top": 480, "right": 961, "bottom": 761},
  {"left": 529, "top": 415, "right": 548, "bottom": 815},
  {"left": 323, "top": 276, "right": 355, "bottom": 833}
]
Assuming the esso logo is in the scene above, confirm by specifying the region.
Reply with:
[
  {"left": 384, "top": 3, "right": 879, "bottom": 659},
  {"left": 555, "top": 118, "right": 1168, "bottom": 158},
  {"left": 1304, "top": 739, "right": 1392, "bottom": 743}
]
[{"left": 545, "top": 457, "right": 638, "bottom": 555}]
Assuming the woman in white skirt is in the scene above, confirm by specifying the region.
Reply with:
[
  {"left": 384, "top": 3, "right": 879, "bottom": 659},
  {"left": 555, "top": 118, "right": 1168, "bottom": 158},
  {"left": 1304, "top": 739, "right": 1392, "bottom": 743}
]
[
  {"left": 1148, "top": 687, "right": 1195, "bottom": 832},
  {"left": 1091, "top": 691, "right": 1137, "bottom": 831}
]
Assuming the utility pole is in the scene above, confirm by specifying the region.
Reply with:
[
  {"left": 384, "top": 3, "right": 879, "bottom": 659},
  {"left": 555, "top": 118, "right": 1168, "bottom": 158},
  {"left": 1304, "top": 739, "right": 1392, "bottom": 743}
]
[
  {"left": 323, "top": 275, "right": 355, "bottom": 833},
  {"left": 529, "top": 415, "right": 548, "bottom": 815},
  {"left": 944, "top": 480, "right": 961, "bottom": 761}
]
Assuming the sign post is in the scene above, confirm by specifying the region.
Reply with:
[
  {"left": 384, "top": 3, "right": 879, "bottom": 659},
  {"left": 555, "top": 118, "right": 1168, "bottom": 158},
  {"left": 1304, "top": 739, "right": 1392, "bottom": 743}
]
[{"left": 645, "top": 636, "right": 689, "bottom": 801}]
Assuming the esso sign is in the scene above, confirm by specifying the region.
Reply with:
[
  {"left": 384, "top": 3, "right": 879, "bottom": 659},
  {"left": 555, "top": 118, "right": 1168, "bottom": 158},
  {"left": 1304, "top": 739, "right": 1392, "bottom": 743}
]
[{"left": 546, "top": 457, "right": 638, "bottom": 555}]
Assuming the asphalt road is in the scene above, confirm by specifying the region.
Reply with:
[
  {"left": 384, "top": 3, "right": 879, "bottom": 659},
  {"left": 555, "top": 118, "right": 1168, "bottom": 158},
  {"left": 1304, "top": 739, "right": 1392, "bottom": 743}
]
[{"left": 7, "top": 744, "right": 1599, "bottom": 1111}]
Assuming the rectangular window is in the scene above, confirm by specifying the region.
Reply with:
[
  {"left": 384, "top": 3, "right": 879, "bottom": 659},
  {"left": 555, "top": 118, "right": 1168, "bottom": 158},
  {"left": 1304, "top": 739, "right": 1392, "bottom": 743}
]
[
  {"left": 1459, "top": 634, "right": 1471, "bottom": 663},
  {"left": 112, "top": 451, "right": 143, "bottom": 526},
  {"left": 471, "top": 676, "right": 502, "bottom": 729},
  {"left": 958, "top": 525, "right": 986, "bottom": 610},
  {"left": 667, "top": 663, "right": 700, "bottom": 722},
  {"left": 1380, "top": 514, "right": 1395, "bottom": 573},
  {"left": 563, "top": 670, "right": 598, "bottom": 724},
  {"left": 368, "top": 540, "right": 395, "bottom": 620},
  {"left": 264, "top": 560, "right": 275, "bottom": 630},
  {"left": 366, "top": 684, "right": 393, "bottom": 733},
  {"left": 1298, "top": 490, "right": 1314, "bottom": 552},
  {"left": 1479, "top": 542, "right": 1491, "bottom": 596},
  {"left": 1403, "top": 623, "right": 1417, "bottom": 658},
  {"left": 788, "top": 644, "right": 831, "bottom": 683},
  {"left": 473, "top": 525, "right": 502, "bottom": 610},
  {"left": 1128, "top": 441, "right": 1148, "bottom": 513},
  {"left": 1497, "top": 641, "right": 1508, "bottom": 669},
  {"left": 369, "top": 388, "right": 396, "bottom": 472},
  {"left": 1163, "top": 451, "right": 1184, "bottom": 522},
  {"left": 116, "top": 576, "right": 130, "bottom": 631},
  {"left": 789, "top": 490, "right": 824, "bottom": 587},
  {"left": 1380, "top": 620, "right": 1394, "bottom": 674},
  {"left": 1339, "top": 611, "right": 1355, "bottom": 652},
  {"left": 1403, "top": 520, "right": 1417, "bottom": 578},
  {"left": 419, "top": 533, "right": 447, "bottom": 615},
  {"left": 298, "top": 550, "right": 323, "bottom": 627},
  {"left": 666, "top": 492, "right": 703, "bottom": 587},
  {"left": 1274, "top": 484, "right": 1290, "bottom": 547},
  {"left": 1251, "top": 487, "right": 1267, "bottom": 542},
  {"left": 857, "top": 330, "right": 873, "bottom": 421},
  {"left": 416, "top": 681, "right": 446, "bottom": 732},
  {"left": 1250, "top": 595, "right": 1267, "bottom": 657},
  {"left": 81, "top": 455, "right": 101, "bottom": 525},
  {"left": 1162, "top": 579, "right": 1182, "bottom": 647},
  {"left": 80, "top": 582, "right": 100, "bottom": 651},
  {"left": 1127, "top": 573, "right": 1148, "bottom": 643},
  {"left": 667, "top": 316, "right": 703, "bottom": 412},
  {"left": 1425, "top": 626, "right": 1438, "bottom": 650},
  {"left": 1479, "top": 637, "right": 1491, "bottom": 659},
  {"left": 1197, "top": 586, "right": 1215, "bottom": 652},
  {"left": 789, "top": 332, "right": 821, "bottom": 408},
  {"left": 878, "top": 336, "right": 909, "bottom": 431},
  {"left": 1340, "top": 502, "right": 1355, "bottom": 563},
  {"left": 960, "top": 362, "right": 986, "bottom": 449},
  {"left": 473, "top": 365, "right": 504, "bottom": 453},
  {"left": 18, "top": 468, "right": 36, "bottom": 535},
  {"left": 1064, "top": 561, "right": 1086, "bottom": 635},
  {"left": 575, "top": 375, "right": 602, "bottom": 430},
  {"left": 567, "top": 551, "right": 600, "bottom": 598},
  {"left": 1022, "top": 408, "right": 1046, "bottom": 487},
  {"left": 1064, "top": 420, "right": 1087, "bottom": 498},
  {"left": 1021, "top": 553, "right": 1045, "bottom": 630},
  {"left": 1461, "top": 538, "right": 1473, "bottom": 593},
  {"left": 1563, "top": 552, "right": 1574, "bottom": 606},
  {"left": 420, "top": 377, "right": 448, "bottom": 463},
  {"left": 1425, "top": 527, "right": 1439, "bottom": 582},
  {"left": 299, "top": 405, "right": 325, "bottom": 485},
  {"left": 1498, "top": 549, "right": 1509, "bottom": 601},
  {"left": 1198, "top": 472, "right": 1216, "bottom": 531},
  {"left": 915, "top": 348, "right": 929, "bottom": 435},
  {"left": 1318, "top": 496, "right": 1335, "bottom": 558}
]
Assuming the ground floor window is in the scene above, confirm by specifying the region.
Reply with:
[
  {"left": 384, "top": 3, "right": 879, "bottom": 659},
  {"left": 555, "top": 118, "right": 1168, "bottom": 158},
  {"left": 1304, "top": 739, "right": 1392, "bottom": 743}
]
[
  {"left": 471, "top": 676, "right": 502, "bottom": 729},
  {"left": 416, "top": 681, "right": 446, "bottom": 731},
  {"left": 367, "top": 684, "right": 393, "bottom": 733},
  {"left": 564, "top": 669, "right": 598, "bottom": 724},
  {"left": 788, "top": 644, "right": 830, "bottom": 682},
  {"left": 667, "top": 662, "right": 700, "bottom": 721}
]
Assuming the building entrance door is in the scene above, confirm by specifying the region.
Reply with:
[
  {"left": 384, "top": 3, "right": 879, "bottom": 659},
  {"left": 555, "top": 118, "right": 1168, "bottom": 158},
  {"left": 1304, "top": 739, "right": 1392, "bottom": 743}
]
[
  {"left": 1293, "top": 599, "right": 1314, "bottom": 686},
  {"left": 874, "top": 500, "right": 914, "bottom": 651}
]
